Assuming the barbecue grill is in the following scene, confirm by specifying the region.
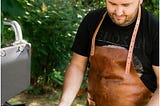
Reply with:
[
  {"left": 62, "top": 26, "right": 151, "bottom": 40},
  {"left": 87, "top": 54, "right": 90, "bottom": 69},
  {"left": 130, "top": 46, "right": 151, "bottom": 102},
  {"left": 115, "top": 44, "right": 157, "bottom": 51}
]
[{"left": 1, "top": 20, "right": 31, "bottom": 106}]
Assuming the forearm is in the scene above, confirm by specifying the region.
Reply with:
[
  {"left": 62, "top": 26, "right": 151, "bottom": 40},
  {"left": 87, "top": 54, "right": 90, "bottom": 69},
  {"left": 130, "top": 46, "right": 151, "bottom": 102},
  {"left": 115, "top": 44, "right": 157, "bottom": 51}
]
[
  {"left": 147, "top": 65, "right": 159, "bottom": 106},
  {"left": 147, "top": 88, "right": 159, "bottom": 106},
  {"left": 59, "top": 65, "right": 85, "bottom": 106}
]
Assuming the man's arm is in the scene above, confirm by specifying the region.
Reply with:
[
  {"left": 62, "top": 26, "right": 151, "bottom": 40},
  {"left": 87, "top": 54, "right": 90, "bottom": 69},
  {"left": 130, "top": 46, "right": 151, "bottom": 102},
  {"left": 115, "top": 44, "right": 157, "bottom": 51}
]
[
  {"left": 147, "top": 65, "right": 159, "bottom": 106},
  {"left": 58, "top": 53, "right": 88, "bottom": 106}
]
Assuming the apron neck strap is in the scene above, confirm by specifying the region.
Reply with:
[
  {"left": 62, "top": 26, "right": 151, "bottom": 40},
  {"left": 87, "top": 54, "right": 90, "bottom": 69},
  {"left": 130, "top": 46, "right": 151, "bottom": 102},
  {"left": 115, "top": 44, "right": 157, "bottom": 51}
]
[
  {"left": 90, "top": 11, "right": 107, "bottom": 56},
  {"left": 125, "top": 6, "right": 141, "bottom": 74}
]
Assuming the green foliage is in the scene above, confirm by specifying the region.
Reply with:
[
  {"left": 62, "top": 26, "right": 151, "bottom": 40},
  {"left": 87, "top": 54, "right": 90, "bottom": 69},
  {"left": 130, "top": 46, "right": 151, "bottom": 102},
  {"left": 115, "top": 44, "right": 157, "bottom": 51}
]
[
  {"left": 2, "top": 0, "right": 25, "bottom": 18},
  {"left": 143, "top": 0, "right": 159, "bottom": 16},
  {"left": 1, "top": 0, "right": 26, "bottom": 46},
  {"left": 17, "top": 0, "right": 84, "bottom": 91},
  {"left": 50, "top": 71, "right": 64, "bottom": 86},
  {"left": 2, "top": 0, "right": 159, "bottom": 94}
]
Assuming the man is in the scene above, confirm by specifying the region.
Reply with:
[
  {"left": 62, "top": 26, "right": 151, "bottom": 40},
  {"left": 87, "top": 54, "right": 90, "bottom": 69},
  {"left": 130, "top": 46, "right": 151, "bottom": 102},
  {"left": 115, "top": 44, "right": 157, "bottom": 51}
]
[{"left": 58, "top": 0, "right": 159, "bottom": 106}]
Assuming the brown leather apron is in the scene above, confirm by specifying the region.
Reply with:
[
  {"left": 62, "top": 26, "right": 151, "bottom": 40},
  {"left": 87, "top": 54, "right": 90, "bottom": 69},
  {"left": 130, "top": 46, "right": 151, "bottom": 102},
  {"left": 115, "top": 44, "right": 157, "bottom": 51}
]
[{"left": 87, "top": 6, "right": 152, "bottom": 106}]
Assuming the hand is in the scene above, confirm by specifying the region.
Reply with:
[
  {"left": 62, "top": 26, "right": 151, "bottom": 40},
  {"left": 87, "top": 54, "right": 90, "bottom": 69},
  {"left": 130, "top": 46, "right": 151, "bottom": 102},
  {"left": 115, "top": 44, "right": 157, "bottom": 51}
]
[{"left": 57, "top": 100, "right": 70, "bottom": 106}]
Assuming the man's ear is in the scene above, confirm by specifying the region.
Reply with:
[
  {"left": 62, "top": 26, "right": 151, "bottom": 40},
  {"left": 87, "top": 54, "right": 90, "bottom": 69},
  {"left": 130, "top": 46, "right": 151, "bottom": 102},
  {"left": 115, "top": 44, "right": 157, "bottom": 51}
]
[{"left": 140, "top": 0, "right": 143, "bottom": 5}]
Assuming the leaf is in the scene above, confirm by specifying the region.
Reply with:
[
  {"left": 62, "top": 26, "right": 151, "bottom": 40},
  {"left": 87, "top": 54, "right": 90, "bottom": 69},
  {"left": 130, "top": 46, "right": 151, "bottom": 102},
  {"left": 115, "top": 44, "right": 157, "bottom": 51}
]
[
  {"left": 42, "top": 2, "right": 47, "bottom": 12},
  {"left": 2, "top": 0, "right": 25, "bottom": 17}
]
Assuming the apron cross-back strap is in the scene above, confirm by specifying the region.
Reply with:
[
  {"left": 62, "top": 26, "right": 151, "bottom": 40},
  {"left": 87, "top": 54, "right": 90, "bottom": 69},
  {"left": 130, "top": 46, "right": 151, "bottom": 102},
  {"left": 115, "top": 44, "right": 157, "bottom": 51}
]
[{"left": 90, "top": 6, "right": 141, "bottom": 74}]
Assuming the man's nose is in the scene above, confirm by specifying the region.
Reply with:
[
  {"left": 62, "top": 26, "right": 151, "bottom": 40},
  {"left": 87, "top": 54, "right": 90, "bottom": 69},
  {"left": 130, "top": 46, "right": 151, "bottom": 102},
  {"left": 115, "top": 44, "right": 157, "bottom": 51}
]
[{"left": 115, "top": 7, "right": 124, "bottom": 16}]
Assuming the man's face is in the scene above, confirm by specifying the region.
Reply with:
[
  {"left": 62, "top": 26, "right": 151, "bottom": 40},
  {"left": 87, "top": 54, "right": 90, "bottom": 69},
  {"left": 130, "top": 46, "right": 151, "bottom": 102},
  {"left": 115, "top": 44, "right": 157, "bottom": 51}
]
[{"left": 106, "top": 0, "right": 142, "bottom": 26}]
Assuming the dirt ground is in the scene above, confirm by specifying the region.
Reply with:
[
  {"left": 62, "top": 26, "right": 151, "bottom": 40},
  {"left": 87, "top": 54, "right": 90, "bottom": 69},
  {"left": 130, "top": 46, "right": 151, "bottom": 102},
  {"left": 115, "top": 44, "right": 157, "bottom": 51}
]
[
  {"left": 8, "top": 92, "right": 57, "bottom": 106},
  {"left": 7, "top": 90, "right": 87, "bottom": 106}
]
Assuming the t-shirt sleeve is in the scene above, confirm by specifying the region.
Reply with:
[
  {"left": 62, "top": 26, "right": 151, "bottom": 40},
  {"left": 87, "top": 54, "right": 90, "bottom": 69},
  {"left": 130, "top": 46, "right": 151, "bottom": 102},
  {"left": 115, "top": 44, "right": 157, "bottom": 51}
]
[
  {"left": 71, "top": 13, "right": 92, "bottom": 57},
  {"left": 151, "top": 31, "right": 159, "bottom": 66},
  {"left": 151, "top": 17, "right": 159, "bottom": 66},
  {"left": 71, "top": 8, "right": 106, "bottom": 57}
]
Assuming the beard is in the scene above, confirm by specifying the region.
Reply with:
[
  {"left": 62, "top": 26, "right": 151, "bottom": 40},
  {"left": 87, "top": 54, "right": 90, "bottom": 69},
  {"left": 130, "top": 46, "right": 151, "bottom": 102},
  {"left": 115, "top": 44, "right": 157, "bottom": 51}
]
[
  {"left": 109, "top": 14, "right": 133, "bottom": 26},
  {"left": 107, "top": 5, "right": 139, "bottom": 27}
]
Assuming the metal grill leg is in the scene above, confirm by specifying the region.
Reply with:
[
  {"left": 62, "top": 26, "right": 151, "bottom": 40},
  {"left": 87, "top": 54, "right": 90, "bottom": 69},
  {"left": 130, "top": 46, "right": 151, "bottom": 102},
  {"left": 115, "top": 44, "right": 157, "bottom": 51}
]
[
  {"left": 2, "top": 102, "right": 12, "bottom": 106},
  {"left": 2, "top": 102, "right": 25, "bottom": 106}
]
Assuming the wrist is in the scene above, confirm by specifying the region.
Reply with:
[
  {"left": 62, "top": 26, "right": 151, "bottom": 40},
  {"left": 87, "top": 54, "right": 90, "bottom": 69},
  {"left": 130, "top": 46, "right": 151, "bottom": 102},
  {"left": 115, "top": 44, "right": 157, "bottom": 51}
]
[{"left": 58, "top": 100, "right": 70, "bottom": 106}]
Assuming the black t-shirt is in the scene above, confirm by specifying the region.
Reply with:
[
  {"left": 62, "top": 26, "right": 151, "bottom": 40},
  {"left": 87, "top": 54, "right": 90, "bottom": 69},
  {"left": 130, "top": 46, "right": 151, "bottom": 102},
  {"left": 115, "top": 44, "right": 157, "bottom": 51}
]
[{"left": 71, "top": 7, "right": 159, "bottom": 93}]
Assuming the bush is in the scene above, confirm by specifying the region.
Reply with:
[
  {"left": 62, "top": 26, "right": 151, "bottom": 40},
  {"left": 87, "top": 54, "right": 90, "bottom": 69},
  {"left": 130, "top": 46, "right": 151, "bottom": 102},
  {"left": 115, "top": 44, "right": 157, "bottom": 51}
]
[{"left": 19, "top": 0, "right": 86, "bottom": 92}]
